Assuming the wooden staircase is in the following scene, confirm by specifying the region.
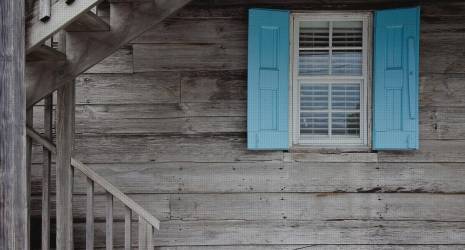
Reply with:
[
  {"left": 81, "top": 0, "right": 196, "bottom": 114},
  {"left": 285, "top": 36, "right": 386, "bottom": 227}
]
[{"left": 24, "top": 0, "right": 192, "bottom": 249}]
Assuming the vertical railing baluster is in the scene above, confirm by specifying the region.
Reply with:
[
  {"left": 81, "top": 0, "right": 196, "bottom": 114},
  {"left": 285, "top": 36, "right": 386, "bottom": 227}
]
[
  {"left": 138, "top": 217, "right": 147, "bottom": 250},
  {"left": 26, "top": 108, "right": 33, "bottom": 249},
  {"left": 42, "top": 94, "right": 53, "bottom": 250},
  {"left": 146, "top": 224, "right": 153, "bottom": 250},
  {"left": 86, "top": 178, "right": 94, "bottom": 250},
  {"left": 106, "top": 193, "right": 113, "bottom": 250},
  {"left": 124, "top": 206, "right": 132, "bottom": 250}
]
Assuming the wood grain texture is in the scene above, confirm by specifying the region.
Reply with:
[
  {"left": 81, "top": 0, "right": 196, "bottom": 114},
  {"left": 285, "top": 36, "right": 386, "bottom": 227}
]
[
  {"left": 92, "top": 246, "right": 465, "bottom": 250},
  {"left": 0, "top": 0, "right": 28, "bottom": 248},
  {"left": 170, "top": 193, "right": 465, "bottom": 221},
  {"left": 41, "top": 94, "right": 53, "bottom": 250},
  {"left": 84, "top": 47, "right": 134, "bottom": 74},
  {"left": 133, "top": 18, "right": 247, "bottom": 44},
  {"left": 133, "top": 43, "right": 246, "bottom": 72},
  {"left": 55, "top": 82, "right": 75, "bottom": 250},
  {"left": 68, "top": 220, "right": 465, "bottom": 246},
  {"left": 420, "top": 74, "right": 465, "bottom": 107},
  {"left": 29, "top": 136, "right": 465, "bottom": 164},
  {"left": 180, "top": 70, "right": 246, "bottom": 102},
  {"left": 75, "top": 73, "right": 179, "bottom": 104},
  {"left": 30, "top": 162, "right": 465, "bottom": 194}
]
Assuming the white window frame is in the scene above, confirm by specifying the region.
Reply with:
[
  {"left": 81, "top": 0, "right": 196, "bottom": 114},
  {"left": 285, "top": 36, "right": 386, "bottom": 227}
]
[{"left": 290, "top": 12, "right": 372, "bottom": 148}]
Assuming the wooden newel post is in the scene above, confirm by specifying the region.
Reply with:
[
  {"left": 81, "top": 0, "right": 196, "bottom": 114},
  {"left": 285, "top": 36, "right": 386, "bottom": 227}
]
[
  {"left": 56, "top": 81, "right": 75, "bottom": 250},
  {"left": 0, "top": 0, "right": 28, "bottom": 249}
]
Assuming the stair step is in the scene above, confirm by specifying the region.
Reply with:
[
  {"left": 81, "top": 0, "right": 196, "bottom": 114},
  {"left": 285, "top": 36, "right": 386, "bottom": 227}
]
[
  {"left": 26, "top": 44, "right": 66, "bottom": 62},
  {"left": 27, "top": 0, "right": 103, "bottom": 52},
  {"left": 66, "top": 11, "right": 110, "bottom": 32}
]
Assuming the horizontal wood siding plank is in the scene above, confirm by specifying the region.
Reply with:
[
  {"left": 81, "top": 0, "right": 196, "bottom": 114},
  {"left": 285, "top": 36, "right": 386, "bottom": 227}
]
[
  {"left": 69, "top": 220, "right": 465, "bottom": 246},
  {"left": 75, "top": 72, "right": 180, "bottom": 104},
  {"left": 133, "top": 43, "right": 247, "bottom": 72},
  {"left": 91, "top": 246, "right": 465, "bottom": 250},
  {"left": 170, "top": 193, "right": 465, "bottom": 221},
  {"left": 31, "top": 134, "right": 283, "bottom": 164},
  {"left": 180, "top": 70, "right": 246, "bottom": 102},
  {"left": 421, "top": 33, "right": 465, "bottom": 74},
  {"left": 85, "top": 46, "right": 134, "bottom": 74},
  {"left": 421, "top": 74, "right": 465, "bottom": 107},
  {"left": 30, "top": 162, "right": 465, "bottom": 194},
  {"left": 30, "top": 137, "right": 465, "bottom": 164},
  {"left": 378, "top": 139, "right": 465, "bottom": 162},
  {"left": 38, "top": 71, "right": 465, "bottom": 108},
  {"left": 420, "top": 106, "right": 465, "bottom": 139},
  {"left": 133, "top": 18, "right": 247, "bottom": 44}
]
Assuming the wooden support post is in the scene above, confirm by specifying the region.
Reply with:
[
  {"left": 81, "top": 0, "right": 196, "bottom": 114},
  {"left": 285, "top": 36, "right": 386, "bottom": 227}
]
[
  {"left": 0, "top": 0, "right": 28, "bottom": 248},
  {"left": 56, "top": 81, "right": 75, "bottom": 250},
  {"left": 42, "top": 94, "right": 53, "bottom": 250}
]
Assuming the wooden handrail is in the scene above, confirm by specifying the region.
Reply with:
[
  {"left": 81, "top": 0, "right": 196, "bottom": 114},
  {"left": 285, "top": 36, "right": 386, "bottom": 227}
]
[{"left": 26, "top": 126, "right": 161, "bottom": 229}]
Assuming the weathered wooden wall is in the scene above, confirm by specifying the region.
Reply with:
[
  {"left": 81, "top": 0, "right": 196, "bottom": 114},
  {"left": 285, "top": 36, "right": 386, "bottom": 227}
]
[{"left": 31, "top": 0, "right": 465, "bottom": 249}]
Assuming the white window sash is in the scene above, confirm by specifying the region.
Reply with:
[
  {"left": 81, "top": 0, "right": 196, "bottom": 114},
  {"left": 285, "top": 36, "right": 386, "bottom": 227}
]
[{"left": 290, "top": 12, "right": 371, "bottom": 148}]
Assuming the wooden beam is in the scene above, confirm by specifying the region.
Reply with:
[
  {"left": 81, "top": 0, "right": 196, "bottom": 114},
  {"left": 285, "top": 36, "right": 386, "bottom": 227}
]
[
  {"left": 26, "top": 0, "right": 192, "bottom": 107},
  {"left": 65, "top": 11, "right": 110, "bottom": 32},
  {"left": 26, "top": 44, "right": 66, "bottom": 62},
  {"left": 56, "top": 81, "right": 75, "bottom": 250},
  {"left": 0, "top": 0, "right": 28, "bottom": 248},
  {"left": 26, "top": 0, "right": 103, "bottom": 52}
]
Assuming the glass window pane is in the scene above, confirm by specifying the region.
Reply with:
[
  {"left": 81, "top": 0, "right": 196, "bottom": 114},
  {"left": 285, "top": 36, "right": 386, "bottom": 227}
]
[
  {"left": 301, "top": 112, "right": 329, "bottom": 135},
  {"left": 299, "top": 21, "right": 329, "bottom": 48},
  {"left": 332, "top": 21, "right": 363, "bottom": 48},
  {"left": 299, "top": 50, "right": 330, "bottom": 76},
  {"left": 331, "top": 84, "right": 360, "bottom": 110},
  {"left": 300, "top": 83, "right": 329, "bottom": 111},
  {"left": 331, "top": 112, "right": 360, "bottom": 136},
  {"left": 331, "top": 50, "right": 362, "bottom": 76}
]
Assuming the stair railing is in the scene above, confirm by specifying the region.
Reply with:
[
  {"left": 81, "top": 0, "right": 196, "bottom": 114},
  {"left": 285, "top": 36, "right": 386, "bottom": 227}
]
[{"left": 27, "top": 126, "right": 159, "bottom": 249}]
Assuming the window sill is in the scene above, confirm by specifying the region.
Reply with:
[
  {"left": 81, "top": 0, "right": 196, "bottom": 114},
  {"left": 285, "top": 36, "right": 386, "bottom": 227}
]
[{"left": 284, "top": 147, "right": 378, "bottom": 163}]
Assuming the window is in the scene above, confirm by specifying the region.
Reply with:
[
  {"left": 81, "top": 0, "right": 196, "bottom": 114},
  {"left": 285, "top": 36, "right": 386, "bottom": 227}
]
[{"left": 291, "top": 13, "right": 371, "bottom": 147}]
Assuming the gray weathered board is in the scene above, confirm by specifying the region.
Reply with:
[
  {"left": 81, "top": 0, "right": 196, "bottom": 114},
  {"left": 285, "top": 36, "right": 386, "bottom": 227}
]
[{"left": 29, "top": 0, "right": 465, "bottom": 249}]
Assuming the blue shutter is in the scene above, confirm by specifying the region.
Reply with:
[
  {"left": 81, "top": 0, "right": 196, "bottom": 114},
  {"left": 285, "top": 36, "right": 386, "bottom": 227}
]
[
  {"left": 247, "top": 9, "right": 290, "bottom": 150},
  {"left": 373, "top": 7, "right": 420, "bottom": 150}
]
